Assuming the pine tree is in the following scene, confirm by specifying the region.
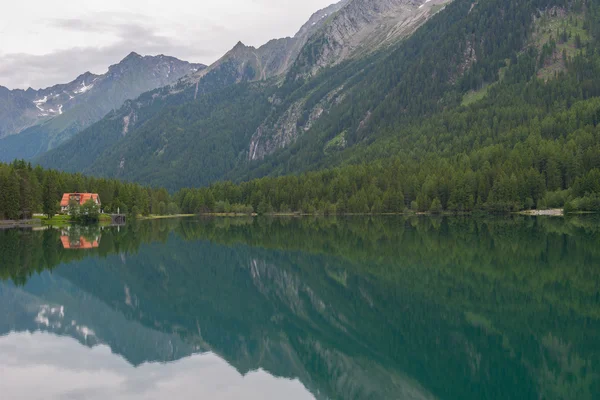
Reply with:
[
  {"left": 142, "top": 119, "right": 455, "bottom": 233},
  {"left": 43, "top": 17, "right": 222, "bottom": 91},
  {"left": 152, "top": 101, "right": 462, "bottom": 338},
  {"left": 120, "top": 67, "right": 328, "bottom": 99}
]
[
  {"left": 5, "top": 171, "right": 21, "bottom": 220},
  {"left": 42, "top": 174, "right": 58, "bottom": 219},
  {"left": 430, "top": 198, "right": 443, "bottom": 214}
]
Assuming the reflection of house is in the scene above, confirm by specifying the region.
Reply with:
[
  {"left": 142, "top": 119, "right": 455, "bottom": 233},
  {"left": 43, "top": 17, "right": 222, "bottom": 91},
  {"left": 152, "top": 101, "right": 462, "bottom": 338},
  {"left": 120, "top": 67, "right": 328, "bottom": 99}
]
[
  {"left": 60, "top": 193, "right": 101, "bottom": 213},
  {"left": 60, "top": 236, "right": 100, "bottom": 250}
]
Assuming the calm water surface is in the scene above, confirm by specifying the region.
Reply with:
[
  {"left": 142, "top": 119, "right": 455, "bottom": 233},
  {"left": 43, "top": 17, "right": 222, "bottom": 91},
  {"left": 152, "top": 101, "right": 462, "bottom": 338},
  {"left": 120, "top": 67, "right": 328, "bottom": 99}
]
[{"left": 0, "top": 216, "right": 599, "bottom": 400}]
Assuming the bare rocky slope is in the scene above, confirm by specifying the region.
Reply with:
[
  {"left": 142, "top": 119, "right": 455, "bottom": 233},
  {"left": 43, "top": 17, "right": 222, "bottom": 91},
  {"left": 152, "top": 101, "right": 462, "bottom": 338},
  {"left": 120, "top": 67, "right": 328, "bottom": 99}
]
[{"left": 291, "top": 0, "right": 452, "bottom": 78}]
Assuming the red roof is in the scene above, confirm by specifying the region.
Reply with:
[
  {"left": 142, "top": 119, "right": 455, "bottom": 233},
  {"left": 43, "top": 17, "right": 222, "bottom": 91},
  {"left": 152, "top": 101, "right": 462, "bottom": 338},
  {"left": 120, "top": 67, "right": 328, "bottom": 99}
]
[{"left": 60, "top": 193, "right": 100, "bottom": 207}]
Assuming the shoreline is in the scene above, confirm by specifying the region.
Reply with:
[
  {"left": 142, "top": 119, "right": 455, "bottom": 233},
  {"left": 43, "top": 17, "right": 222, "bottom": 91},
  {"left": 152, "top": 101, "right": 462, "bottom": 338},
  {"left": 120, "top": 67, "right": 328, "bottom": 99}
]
[
  {"left": 138, "top": 214, "right": 197, "bottom": 220},
  {"left": 0, "top": 219, "right": 42, "bottom": 229},
  {"left": 2, "top": 208, "right": 584, "bottom": 229},
  {"left": 517, "top": 209, "right": 564, "bottom": 216}
]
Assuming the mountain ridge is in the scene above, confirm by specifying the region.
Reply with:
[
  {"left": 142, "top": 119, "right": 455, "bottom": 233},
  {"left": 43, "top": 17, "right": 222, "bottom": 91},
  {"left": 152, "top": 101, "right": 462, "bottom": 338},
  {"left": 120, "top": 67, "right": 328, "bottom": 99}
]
[{"left": 0, "top": 53, "right": 205, "bottom": 161}]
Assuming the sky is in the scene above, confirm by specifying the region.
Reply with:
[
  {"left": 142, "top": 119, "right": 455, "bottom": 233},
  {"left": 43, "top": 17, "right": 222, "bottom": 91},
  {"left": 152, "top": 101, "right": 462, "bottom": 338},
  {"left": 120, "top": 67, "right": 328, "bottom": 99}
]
[{"left": 0, "top": 0, "right": 336, "bottom": 90}]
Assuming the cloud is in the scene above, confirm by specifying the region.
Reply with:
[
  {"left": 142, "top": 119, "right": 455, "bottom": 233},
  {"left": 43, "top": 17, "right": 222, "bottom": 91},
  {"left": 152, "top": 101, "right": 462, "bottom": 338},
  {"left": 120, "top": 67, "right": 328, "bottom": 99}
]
[
  {"left": 0, "top": 0, "right": 338, "bottom": 89},
  {"left": 0, "top": 16, "right": 223, "bottom": 89}
]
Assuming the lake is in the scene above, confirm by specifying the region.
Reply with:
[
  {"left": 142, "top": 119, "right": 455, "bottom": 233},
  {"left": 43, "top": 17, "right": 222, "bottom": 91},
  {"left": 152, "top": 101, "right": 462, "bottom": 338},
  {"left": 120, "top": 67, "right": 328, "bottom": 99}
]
[{"left": 0, "top": 216, "right": 599, "bottom": 399}]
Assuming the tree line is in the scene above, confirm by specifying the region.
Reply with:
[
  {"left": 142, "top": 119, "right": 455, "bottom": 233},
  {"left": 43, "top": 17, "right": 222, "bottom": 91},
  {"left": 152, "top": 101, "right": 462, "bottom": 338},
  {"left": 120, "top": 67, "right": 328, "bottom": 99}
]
[
  {"left": 173, "top": 157, "right": 600, "bottom": 215},
  {"left": 2, "top": 151, "right": 599, "bottom": 221},
  {"left": 0, "top": 160, "right": 178, "bottom": 220}
]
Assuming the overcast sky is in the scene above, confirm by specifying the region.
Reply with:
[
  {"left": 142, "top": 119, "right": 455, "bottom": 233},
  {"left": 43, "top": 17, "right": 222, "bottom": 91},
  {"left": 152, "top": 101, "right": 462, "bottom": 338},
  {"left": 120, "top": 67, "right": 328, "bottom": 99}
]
[{"left": 0, "top": 0, "right": 336, "bottom": 90}]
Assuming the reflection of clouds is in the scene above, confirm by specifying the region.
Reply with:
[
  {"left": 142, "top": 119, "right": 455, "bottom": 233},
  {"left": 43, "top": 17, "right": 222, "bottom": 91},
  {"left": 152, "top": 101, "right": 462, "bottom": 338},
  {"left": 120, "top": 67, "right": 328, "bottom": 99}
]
[{"left": 0, "top": 332, "right": 314, "bottom": 400}]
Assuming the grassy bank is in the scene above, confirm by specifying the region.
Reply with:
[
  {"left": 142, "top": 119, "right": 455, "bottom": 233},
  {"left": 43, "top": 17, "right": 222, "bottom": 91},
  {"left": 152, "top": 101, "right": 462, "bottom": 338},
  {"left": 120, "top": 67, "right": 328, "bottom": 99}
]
[
  {"left": 138, "top": 214, "right": 196, "bottom": 220},
  {"left": 34, "top": 214, "right": 112, "bottom": 227},
  {"left": 518, "top": 209, "right": 564, "bottom": 216}
]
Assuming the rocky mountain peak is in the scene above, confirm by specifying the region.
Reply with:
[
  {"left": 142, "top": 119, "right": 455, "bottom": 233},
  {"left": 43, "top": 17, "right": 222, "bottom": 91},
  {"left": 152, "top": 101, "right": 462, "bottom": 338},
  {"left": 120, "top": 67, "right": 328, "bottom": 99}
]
[
  {"left": 233, "top": 41, "right": 247, "bottom": 50},
  {"left": 294, "top": 0, "right": 350, "bottom": 39},
  {"left": 108, "top": 53, "right": 143, "bottom": 72},
  {"left": 122, "top": 51, "right": 143, "bottom": 61},
  {"left": 291, "top": 0, "right": 451, "bottom": 78},
  {"left": 223, "top": 41, "right": 253, "bottom": 59}
]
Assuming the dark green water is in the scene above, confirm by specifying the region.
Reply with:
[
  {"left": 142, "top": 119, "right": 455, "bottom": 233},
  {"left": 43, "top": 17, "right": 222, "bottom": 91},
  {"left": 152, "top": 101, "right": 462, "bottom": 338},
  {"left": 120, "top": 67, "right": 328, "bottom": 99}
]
[{"left": 0, "top": 216, "right": 599, "bottom": 400}]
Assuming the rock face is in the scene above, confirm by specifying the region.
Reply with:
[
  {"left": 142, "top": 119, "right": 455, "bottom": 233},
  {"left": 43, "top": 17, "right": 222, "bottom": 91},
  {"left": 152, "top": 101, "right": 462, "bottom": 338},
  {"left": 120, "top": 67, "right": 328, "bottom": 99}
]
[
  {"left": 190, "top": 39, "right": 299, "bottom": 85},
  {"left": 0, "top": 53, "right": 205, "bottom": 158},
  {"left": 249, "top": 85, "right": 346, "bottom": 161},
  {"left": 247, "top": 0, "right": 452, "bottom": 161},
  {"left": 291, "top": 0, "right": 452, "bottom": 78}
]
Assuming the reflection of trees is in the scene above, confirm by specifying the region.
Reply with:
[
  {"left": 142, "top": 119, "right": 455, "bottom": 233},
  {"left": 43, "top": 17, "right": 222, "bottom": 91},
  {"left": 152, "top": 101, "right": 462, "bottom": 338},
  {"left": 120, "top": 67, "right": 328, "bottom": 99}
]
[{"left": 0, "top": 221, "right": 173, "bottom": 284}]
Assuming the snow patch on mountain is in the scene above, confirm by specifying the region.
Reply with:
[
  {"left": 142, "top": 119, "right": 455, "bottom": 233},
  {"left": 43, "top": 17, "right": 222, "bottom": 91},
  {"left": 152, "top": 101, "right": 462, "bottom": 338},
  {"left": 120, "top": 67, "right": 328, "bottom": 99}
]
[
  {"left": 33, "top": 96, "right": 48, "bottom": 107},
  {"left": 74, "top": 80, "right": 94, "bottom": 94}
]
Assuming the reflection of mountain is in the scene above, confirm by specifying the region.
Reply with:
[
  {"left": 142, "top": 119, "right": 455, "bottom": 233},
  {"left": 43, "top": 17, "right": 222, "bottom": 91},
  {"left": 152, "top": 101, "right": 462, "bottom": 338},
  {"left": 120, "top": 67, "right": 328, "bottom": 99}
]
[
  {"left": 0, "top": 274, "right": 202, "bottom": 366},
  {"left": 1, "top": 217, "right": 599, "bottom": 399}
]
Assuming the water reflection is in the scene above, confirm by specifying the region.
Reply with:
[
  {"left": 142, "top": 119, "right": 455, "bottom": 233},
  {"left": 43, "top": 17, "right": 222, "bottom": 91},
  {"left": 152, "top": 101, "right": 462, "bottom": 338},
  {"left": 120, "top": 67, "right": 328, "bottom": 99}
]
[
  {"left": 0, "top": 332, "right": 313, "bottom": 400},
  {"left": 0, "top": 216, "right": 599, "bottom": 400},
  {"left": 60, "top": 227, "right": 102, "bottom": 250}
]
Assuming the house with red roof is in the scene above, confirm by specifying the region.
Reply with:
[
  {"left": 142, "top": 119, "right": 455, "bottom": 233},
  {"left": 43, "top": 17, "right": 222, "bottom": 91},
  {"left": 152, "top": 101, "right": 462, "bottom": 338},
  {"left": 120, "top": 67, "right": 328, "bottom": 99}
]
[{"left": 60, "top": 193, "right": 101, "bottom": 213}]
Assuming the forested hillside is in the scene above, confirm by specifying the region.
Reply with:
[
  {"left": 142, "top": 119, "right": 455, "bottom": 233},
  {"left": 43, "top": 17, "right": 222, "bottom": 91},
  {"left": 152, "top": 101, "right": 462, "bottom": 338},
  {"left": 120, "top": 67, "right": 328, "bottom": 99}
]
[
  {"left": 36, "top": 0, "right": 600, "bottom": 213},
  {"left": 233, "top": 0, "right": 600, "bottom": 177}
]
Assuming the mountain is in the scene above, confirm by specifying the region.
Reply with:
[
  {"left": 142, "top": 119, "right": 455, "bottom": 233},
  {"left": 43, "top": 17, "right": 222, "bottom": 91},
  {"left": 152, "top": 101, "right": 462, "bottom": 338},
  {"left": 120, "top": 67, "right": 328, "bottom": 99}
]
[
  {"left": 15, "top": 0, "right": 349, "bottom": 169},
  {"left": 0, "top": 53, "right": 205, "bottom": 161},
  {"left": 37, "top": 0, "right": 450, "bottom": 188},
  {"left": 32, "top": 0, "right": 354, "bottom": 177}
]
